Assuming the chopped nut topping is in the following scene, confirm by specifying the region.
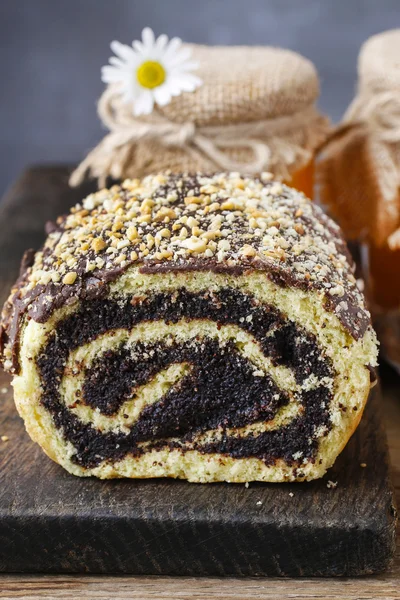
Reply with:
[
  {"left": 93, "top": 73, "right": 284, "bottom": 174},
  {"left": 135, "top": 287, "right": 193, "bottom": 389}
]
[
  {"left": 159, "top": 228, "right": 171, "bottom": 239},
  {"left": 240, "top": 245, "right": 257, "bottom": 257},
  {"left": 261, "top": 171, "right": 274, "bottom": 182},
  {"left": 1, "top": 171, "right": 371, "bottom": 347},
  {"left": 126, "top": 226, "right": 139, "bottom": 241},
  {"left": 62, "top": 272, "right": 77, "bottom": 285},
  {"left": 154, "top": 207, "right": 176, "bottom": 221},
  {"left": 91, "top": 237, "right": 106, "bottom": 253},
  {"left": 182, "top": 237, "right": 208, "bottom": 253}
]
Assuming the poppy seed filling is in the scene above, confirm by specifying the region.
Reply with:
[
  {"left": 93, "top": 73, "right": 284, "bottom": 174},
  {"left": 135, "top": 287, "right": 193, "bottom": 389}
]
[{"left": 36, "top": 288, "right": 334, "bottom": 469}]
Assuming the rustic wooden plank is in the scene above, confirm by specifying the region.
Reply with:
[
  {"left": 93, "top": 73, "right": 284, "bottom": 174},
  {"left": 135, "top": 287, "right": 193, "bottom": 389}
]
[
  {"left": 0, "top": 568, "right": 399, "bottom": 600},
  {"left": 0, "top": 379, "right": 399, "bottom": 598},
  {"left": 0, "top": 167, "right": 397, "bottom": 587}
]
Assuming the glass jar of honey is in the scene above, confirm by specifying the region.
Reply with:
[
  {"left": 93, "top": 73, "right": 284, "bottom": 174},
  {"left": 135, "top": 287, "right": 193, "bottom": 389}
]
[
  {"left": 71, "top": 43, "right": 328, "bottom": 198},
  {"left": 318, "top": 29, "right": 400, "bottom": 366},
  {"left": 319, "top": 30, "right": 400, "bottom": 308}
]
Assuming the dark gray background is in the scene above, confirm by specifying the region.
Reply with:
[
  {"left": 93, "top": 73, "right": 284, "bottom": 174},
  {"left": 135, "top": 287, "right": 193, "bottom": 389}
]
[{"left": 1, "top": 0, "right": 399, "bottom": 196}]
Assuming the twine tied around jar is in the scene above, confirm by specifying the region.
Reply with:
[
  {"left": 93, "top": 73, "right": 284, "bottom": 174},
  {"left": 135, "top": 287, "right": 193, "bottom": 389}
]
[
  {"left": 70, "top": 43, "right": 330, "bottom": 188},
  {"left": 70, "top": 87, "right": 325, "bottom": 188}
]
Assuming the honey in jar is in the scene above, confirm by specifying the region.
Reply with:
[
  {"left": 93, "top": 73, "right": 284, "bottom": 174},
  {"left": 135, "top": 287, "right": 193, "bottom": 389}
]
[{"left": 288, "top": 161, "right": 315, "bottom": 200}]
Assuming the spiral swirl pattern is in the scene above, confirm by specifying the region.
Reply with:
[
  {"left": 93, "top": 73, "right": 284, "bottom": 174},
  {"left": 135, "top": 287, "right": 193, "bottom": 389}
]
[{"left": 35, "top": 287, "right": 335, "bottom": 474}]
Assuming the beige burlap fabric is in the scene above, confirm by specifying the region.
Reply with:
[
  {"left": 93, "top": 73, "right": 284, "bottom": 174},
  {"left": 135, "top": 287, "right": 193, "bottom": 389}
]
[
  {"left": 318, "top": 29, "right": 400, "bottom": 247},
  {"left": 70, "top": 44, "right": 330, "bottom": 187}
]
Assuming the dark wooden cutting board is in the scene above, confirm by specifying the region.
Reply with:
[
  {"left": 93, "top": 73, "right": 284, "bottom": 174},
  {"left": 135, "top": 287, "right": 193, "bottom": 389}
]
[{"left": 0, "top": 166, "right": 397, "bottom": 577}]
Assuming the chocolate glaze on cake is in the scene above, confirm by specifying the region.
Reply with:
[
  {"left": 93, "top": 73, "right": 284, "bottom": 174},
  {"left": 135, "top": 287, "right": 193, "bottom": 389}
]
[{"left": 1, "top": 172, "right": 373, "bottom": 374}]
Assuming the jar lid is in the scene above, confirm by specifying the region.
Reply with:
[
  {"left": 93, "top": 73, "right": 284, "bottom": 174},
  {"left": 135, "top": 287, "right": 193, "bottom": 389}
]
[
  {"left": 358, "top": 29, "right": 400, "bottom": 91},
  {"left": 154, "top": 44, "right": 320, "bottom": 126}
]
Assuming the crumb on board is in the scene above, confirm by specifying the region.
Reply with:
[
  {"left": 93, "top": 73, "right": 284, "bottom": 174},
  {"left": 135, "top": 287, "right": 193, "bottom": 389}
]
[
  {"left": 327, "top": 480, "right": 338, "bottom": 489},
  {"left": 1, "top": 435, "right": 9, "bottom": 442},
  {"left": 1, "top": 387, "right": 8, "bottom": 394},
  {"left": 245, "top": 482, "right": 249, "bottom": 488},
  {"left": 289, "top": 492, "right": 294, "bottom": 497},
  {"left": 360, "top": 463, "right": 367, "bottom": 468},
  {"left": 256, "top": 501, "right": 262, "bottom": 506}
]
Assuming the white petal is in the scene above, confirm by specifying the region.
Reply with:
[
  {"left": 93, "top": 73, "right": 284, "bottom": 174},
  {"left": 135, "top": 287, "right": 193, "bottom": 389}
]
[
  {"left": 109, "top": 56, "right": 126, "bottom": 68},
  {"left": 153, "top": 84, "right": 172, "bottom": 106},
  {"left": 132, "top": 39, "right": 145, "bottom": 53},
  {"left": 121, "top": 87, "right": 134, "bottom": 104},
  {"left": 164, "top": 47, "right": 192, "bottom": 68},
  {"left": 101, "top": 65, "right": 127, "bottom": 83},
  {"left": 162, "top": 80, "right": 185, "bottom": 97},
  {"left": 168, "top": 73, "right": 202, "bottom": 92},
  {"left": 147, "top": 35, "right": 170, "bottom": 61},
  {"left": 133, "top": 44, "right": 158, "bottom": 63},
  {"left": 142, "top": 27, "right": 155, "bottom": 49},
  {"left": 168, "top": 85, "right": 183, "bottom": 98},
  {"left": 122, "top": 83, "right": 140, "bottom": 105},
  {"left": 172, "top": 60, "right": 199, "bottom": 72},
  {"left": 163, "top": 37, "right": 182, "bottom": 61},
  {"left": 120, "top": 77, "right": 140, "bottom": 104},
  {"left": 183, "top": 73, "right": 202, "bottom": 87},
  {"left": 110, "top": 40, "right": 136, "bottom": 62},
  {"left": 155, "top": 33, "right": 168, "bottom": 53},
  {"left": 133, "top": 89, "right": 154, "bottom": 115}
]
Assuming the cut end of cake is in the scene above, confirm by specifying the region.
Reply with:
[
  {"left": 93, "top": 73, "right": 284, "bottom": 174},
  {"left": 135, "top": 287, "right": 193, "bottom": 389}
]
[{"left": 0, "top": 172, "right": 378, "bottom": 483}]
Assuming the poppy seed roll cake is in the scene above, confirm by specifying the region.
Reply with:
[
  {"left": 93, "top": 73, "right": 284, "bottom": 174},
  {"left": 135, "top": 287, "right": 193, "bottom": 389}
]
[{"left": 0, "top": 172, "right": 378, "bottom": 482}]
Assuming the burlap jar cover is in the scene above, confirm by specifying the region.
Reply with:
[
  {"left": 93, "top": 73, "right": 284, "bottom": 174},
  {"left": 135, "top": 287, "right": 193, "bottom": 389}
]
[
  {"left": 70, "top": 44, "right": 330, "bottom": 187},
  {"left": 318, "top": 30, "right": 400, "bottom": 371}
]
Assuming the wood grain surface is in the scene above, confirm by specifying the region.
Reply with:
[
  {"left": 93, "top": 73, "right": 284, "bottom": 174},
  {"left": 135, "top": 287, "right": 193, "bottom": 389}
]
[
  {"left": 0, "top": 167, "right": 399, "bottom": 598},
  {"left": 0, "top": 377, "right": 399, "bottom": 600}
]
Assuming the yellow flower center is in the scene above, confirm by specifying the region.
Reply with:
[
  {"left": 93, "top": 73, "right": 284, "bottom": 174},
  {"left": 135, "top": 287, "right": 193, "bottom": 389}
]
[{"left": 136, "top": 61, "right": 166, "bottom": 89}]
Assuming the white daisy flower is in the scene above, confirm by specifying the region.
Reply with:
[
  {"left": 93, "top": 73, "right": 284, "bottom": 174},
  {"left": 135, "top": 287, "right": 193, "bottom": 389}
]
[{"left": 101, "top": 27, "right": 202, "bottom": 116}]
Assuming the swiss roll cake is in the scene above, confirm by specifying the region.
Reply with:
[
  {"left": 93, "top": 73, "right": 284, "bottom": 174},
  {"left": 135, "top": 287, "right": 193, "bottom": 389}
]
[{"left": 0, "top": 172, "right": 378, "bottom": 482}]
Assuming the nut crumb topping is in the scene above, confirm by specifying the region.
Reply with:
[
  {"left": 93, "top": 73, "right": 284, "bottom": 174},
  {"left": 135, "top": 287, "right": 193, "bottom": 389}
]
[{"left": 0, "top": 171, "right": 372, "bottom": 352}]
